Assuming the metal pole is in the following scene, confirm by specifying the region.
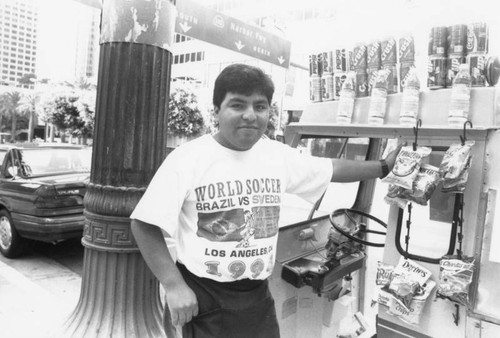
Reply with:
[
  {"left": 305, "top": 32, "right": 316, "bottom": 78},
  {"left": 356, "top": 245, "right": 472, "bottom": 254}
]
[{"left": 56, "top": 1, "right": 175, "bottom": 336}]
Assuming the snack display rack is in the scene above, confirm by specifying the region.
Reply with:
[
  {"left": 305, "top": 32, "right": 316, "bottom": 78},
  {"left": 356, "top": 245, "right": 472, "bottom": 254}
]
[{"left": 280, "top": 86, "right": 500, "bottom": 337}]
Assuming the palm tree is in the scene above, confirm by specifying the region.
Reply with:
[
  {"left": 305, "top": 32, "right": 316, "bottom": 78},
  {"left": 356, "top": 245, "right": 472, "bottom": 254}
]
[
  {"left": 2, "top": 91, "right": 23, "bottom": 142},
  {"left": 0, "top": 93, "right": 7, "bottom": 134},
  {"left": 74, "top": 77, "right": 93, "bottom": 91},
  {"left": 18, "top": 93, "right": 38, "bottom": 142}
]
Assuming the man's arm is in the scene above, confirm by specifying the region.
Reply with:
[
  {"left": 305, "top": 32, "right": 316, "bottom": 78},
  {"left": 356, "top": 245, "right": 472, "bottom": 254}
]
[
  {"left": 130, "top": 219, "right": 198, "bottom": 327},
  {"left": 331, "top": 143, "right": 402, "bottom": 182}
]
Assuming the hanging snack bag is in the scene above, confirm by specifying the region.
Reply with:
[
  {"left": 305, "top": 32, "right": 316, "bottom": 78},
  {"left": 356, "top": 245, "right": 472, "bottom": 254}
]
[
  {"left": 436, "top": 255, "right": 475, "bottom": 307},
  {"left": 382, "top": 138, "right": 400, "bottom": 158},
  {"left": 384, "top": 184, "right": 409, "bottom": 209},
  {"left": 388, "top": 256, "right": 432, "bottom": 309},
  {"left": 373, "top": 261, "right": 396, "bottom": 307},
  {"left": 388, "top": 280, "right": 436, "bottom": 326},
  {"left": 405, "top": 164, "right": 441, "bottom": 205},
  {"left": 439, "top": 141, "right": 475, "bottom": 180},
  {"left": 375, "top": 285, "right": 394, "bottom": 307},
  {"left": 389, "top": 275, "right": 421, "bottom": 309},
  {"left": 442, "top": 155, "right": 472, "bottom": 193},
  {"left": 376, "top": 261, "right": 395, "bottom": 286},
  {"left": 383, "top": 146, "right": 432, "bottom": 190}
]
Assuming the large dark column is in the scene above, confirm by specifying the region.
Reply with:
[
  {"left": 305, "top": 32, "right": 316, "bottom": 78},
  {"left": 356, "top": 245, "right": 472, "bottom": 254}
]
[{"left": 57, "top": 1, "right": 175, "bottom": 336}]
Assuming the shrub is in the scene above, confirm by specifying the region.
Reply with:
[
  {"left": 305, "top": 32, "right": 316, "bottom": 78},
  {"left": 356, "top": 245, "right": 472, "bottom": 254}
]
[{"left": 167, "top": 87, "right": 204, "bottom": 136}]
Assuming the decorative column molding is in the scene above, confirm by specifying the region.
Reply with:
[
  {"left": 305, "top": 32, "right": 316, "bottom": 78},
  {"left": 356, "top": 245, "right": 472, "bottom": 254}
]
[{"left": 57, "top": 1, "right": 175, "bottom": 336}]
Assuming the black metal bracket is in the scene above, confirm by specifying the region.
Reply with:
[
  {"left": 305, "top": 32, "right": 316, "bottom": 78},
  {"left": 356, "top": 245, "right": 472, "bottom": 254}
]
[{"left": 394, "top": 193, "right": 461, "bottom": 264}]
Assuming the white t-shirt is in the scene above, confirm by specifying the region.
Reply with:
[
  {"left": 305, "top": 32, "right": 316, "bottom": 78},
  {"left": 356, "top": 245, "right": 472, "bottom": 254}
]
[{"left": 130, "top": 135, "right": 332, "bottom": 282}]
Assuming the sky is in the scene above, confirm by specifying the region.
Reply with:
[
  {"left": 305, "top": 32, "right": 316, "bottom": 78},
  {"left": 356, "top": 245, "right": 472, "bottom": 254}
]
[{"left": 35, "top": 0, "right": 97, "bottom": 81}]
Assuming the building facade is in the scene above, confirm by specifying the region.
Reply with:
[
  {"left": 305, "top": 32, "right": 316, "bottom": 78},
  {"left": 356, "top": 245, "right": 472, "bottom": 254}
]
[
  {"left": 0, "top": 0, "right": 38, "bottom": 88},
  {"left": 36, "top": 0, "right": 100, "bottom": 85}
]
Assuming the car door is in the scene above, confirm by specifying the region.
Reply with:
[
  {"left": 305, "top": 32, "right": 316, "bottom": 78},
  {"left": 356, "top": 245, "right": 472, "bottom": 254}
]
[
  {"left": 1, "top": 149, "right": 19, "bottom": 179},
  {"left": 0, "top": 148, "right": 34, "bottom": 212},
  {"left": 0, "top": 149, "right": 8, "bottom": 177},
  {"left": 0, "top": 148, "right": 13, "bottom": 206}
]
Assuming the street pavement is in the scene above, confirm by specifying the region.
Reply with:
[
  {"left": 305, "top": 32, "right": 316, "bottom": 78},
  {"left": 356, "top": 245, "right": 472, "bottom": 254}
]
[{"left": 0, "top": 251, "right": 82, "bottom": 338}]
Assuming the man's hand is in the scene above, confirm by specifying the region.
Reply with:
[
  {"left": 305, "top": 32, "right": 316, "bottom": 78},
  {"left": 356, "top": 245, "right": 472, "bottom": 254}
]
[
  {"left": 165, "top": 282, "right": 199, "bottom": 327},
  {"left": 130, "top": 220, "right": 199, "bottom": 328}
]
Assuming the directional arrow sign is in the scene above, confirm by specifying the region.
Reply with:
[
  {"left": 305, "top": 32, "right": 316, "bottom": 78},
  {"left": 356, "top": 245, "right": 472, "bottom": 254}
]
[
  {"left": 179, "top": 22, "right": 192, "bottom": 33},
  {"left": 175, "top": 0, "right": 291, "bottom": 68},
  {"left": 235, "top": 41, "right": 245, "bottom": 51}
]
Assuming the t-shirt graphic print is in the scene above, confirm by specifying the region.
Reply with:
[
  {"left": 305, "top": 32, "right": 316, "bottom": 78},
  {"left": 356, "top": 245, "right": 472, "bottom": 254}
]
[
  {"left": 197, "top": 206, "right": 280, "bottom": 246},
  {"left": 193, "top": 176, "right": 281, "bottom": 280}
]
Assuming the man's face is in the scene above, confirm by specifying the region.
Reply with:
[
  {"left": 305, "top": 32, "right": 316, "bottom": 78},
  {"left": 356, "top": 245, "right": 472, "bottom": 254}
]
[{"left": 214, "top": 92, "right": 270, "bottom": 151}]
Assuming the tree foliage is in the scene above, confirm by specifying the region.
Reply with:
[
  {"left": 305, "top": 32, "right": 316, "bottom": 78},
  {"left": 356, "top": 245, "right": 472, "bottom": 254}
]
[
  {"left": 167, "top": 87, "right": 205, "bottom": 136},
  {"left": 18, "top": 73, "right": 36, "bottom": 88},
  {"left": 46, "top": 95, "right": 80, "bottom": 130},
  {"left": 74, "top": 92, "right": 96, "bottom": 138},
  {"left": 265, "top": 102, "right": 280, "bottom": 139},
  {"left": 0, "top": 91, "right": 23, "bottom": 141},
  {"left": 1, "top": 83, "right": 96, "bottom": 142},
  {"left": 18, "top": 93, "right": 38, "bottom": 141},
  {"left": 39, "top": 91, "right": 95, "bottom": 139}
]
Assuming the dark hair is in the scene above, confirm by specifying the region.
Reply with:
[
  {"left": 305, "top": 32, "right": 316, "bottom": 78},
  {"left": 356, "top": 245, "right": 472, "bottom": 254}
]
[{"left": 212, "top": 64, "right": 275, "bottom": 108}]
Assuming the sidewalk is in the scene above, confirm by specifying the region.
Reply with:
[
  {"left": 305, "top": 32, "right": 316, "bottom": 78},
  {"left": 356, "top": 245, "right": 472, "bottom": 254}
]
[{"left": 0, "top": 256, "right": 82, "bottom": 338}]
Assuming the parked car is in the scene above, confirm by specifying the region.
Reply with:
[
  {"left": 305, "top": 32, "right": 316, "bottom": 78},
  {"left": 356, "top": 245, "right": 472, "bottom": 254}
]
[{"left": 0, "top": 144, "right": 91, "bottom": 258}]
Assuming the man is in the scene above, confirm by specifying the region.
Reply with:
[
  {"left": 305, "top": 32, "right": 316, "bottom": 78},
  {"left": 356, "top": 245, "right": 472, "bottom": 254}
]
[{"left": 130, "top": 64, "right": 401, "bottom": 337}]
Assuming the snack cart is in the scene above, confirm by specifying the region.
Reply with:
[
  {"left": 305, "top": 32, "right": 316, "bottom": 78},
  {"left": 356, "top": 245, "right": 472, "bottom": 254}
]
[{"left": 269, "top": 85, "right": 500, "bottom": 337}]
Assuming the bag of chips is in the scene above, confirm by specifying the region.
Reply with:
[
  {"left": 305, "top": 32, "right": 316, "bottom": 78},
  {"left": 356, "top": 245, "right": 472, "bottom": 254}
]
[
  {"left": 381, "top": 138, "right": 400, "bottom": 158},
  {"left": 374, "top": 285, "right": 393, "bottom": 307},
  {"left": 441, "top": 155, "right": 472, "bottom": 193},
  {"left": 389, "top": 275, "right": 421, "bottom": 308},
  {"left": 376, "top": 261, "right": 395, "bottom": 286},
  {"left": 388, "top": 257, "right": 432, "bottom": 309},
  {"left": 383, "top": 146, "right": 432, "bottom": 190},
  {"left": 372, "top": 262, "right": 396, "bottom": 308},
  {"left": 405, "top": 164, "right": 441, "bottom": 205},
  {"left": 439, "top": 141, "right": 474, "bottom": 180},
  {"left": 436, "top": 255, "right": 475, "bottom": 307},
  {"left": 384, "top": 164, "right": 440, "bottom": 208},
  {"left": 384, "top": 184, "right": 409, "bottom": 209},
  {"left": 388, "top": 280, "right": 436, "bottom": 325}
]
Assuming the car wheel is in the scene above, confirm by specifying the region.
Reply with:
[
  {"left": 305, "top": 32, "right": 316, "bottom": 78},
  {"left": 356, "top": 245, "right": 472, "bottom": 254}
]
[{"left": 0, "top": 209, "right": 26, "bottom": 258}]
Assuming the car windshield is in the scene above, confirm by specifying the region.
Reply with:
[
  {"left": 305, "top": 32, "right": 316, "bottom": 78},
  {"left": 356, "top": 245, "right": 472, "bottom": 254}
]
[{"left": 20, "top": 147, "right": 91, "bottom": 176}]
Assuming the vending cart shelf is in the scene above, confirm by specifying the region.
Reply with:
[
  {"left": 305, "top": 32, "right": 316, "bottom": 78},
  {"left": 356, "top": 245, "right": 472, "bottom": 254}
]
[{"left": 285, "top": 87, "right": 499, "bottom": 146}]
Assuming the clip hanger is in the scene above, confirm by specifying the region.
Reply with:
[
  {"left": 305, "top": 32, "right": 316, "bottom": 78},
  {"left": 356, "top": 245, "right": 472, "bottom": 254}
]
[
  {"left": 460, "top": 120, "right": 473, "bottom": 145},
  {"left": 412, "top": 119, "right": 422, "bottom": 151},
  {"left": 453, "top": 304, "right": 460, "bottom": 326}
]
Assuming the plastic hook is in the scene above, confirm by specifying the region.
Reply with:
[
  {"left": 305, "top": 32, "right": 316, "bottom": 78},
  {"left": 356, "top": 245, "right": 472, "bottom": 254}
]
[
  {"left": 412, "top": 119, "right": 422, "bottom": 151},
  {"left": 460, "top": 120, "right": 473, "bottom": 145}
]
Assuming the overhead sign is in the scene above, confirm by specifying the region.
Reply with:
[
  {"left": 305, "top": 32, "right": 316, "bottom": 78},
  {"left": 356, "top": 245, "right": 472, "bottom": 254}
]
[{"left": 175, "top": 0, "right": 291, "bottom": 68}]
